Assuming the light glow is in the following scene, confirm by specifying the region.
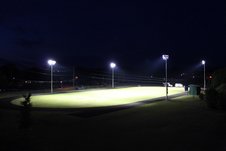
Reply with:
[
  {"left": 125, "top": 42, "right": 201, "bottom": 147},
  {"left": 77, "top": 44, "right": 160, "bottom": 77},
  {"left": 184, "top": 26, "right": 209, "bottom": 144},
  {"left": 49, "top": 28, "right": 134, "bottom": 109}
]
[
  {"left": 48, "top": 59, "right": 56, "bottom": 66},
  {"left": 202, "top": 60, "right": 205, "bottom": 65},
  {"left": 110, "top": 62, "right": 116, "bottom": 68},
  {"left": 162, "top": 54, "right": 169, "bottom": 60}
]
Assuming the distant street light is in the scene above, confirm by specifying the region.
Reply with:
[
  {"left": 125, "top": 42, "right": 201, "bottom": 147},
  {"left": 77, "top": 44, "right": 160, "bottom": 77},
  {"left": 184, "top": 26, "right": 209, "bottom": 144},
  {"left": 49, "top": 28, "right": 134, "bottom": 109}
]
[
  {"left": 202, "top": 60, "right": 206, "bottom": 91},
  {"left": 110, "top": 62, "right": 116, "bottom": 88},
  {"left": 162, "top": 54, "right": 169, "bottom": 100},
  {"left": 48, "top": 59, "right": 56, "bottom": 93}
]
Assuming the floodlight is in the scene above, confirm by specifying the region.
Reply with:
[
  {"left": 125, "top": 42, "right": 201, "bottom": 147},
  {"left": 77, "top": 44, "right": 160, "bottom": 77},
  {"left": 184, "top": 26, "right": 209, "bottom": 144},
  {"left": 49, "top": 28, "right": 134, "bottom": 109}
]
[
  {"left": 202, "top": 60, "right": 205, "bottom": 65},
  {"left": 110, "top": 62, "right": 116, "bottom": 68},
  {"left": 47, "top": 59, "right": 56, "bottom": 93},
  {"left": 162, "top": 54, "right": 169, "bottom": 100},
  {"left": 162, "top": 55, "right": 169, "bottom": 60},
  {"left": 201, "top": 60, "right": 206, "bottom": 90},
  {"left": 110, "top": 62, "right": 116, "bottom": 88},
  {"left": 48, "top": 59, "right": 56, "bottom": 66}
]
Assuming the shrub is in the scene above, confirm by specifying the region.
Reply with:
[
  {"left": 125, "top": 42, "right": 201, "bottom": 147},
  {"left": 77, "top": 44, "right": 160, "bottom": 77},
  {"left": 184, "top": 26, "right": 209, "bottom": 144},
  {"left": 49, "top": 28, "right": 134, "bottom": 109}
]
[
  {"left": 205, "top": 88, "right": 218, "bottom": 109},
  {"left": 199, "top": 93, "right": 205, "bottom": 100},
  {"left": 20, "top": 92, "right": 32, "bottom": 129},
  {"left": 21, "top": 92, "right": 32, "bottom": 108},
  {"left": 218, "top": 93, "right": 226, "bottom": 110},
  {"left": 212, "top": 68, "right": 226, "bottom": 88}
]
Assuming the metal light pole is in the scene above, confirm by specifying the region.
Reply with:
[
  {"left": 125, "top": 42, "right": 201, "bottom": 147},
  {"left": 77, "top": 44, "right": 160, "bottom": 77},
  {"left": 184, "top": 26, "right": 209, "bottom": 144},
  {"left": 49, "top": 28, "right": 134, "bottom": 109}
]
[
  {"left": 48, "top": 59, "right": 56, "bottom": 93},
  {"left": 202, "top": 60, "right": 206, "bottom": 91},
  {"left": 162, "top": 55, "right": 169, "bottom": 101},
  {"left": 110, "top": 62, "right": 116, "bottom": 88}
]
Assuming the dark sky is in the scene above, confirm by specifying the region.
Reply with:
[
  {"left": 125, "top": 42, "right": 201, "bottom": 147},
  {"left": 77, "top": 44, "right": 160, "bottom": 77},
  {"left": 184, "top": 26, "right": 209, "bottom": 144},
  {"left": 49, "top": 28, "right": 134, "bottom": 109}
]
[{"left": 0, "top": 0, "right": 225, "bottom": 72}]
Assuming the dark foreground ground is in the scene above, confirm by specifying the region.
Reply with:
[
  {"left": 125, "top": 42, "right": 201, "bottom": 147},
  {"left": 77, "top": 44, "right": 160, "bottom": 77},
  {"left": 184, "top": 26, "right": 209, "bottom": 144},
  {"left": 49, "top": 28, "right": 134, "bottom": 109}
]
[{"left": 0, "top": 95, "right": 226, "bottom": 151}]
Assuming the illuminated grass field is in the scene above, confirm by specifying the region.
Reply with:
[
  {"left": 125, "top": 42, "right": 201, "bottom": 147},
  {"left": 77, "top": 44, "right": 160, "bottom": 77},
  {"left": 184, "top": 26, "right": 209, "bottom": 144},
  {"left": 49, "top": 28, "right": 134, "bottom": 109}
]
[{"left": 11, "top": 86, "right": 184, "bottom": 108}]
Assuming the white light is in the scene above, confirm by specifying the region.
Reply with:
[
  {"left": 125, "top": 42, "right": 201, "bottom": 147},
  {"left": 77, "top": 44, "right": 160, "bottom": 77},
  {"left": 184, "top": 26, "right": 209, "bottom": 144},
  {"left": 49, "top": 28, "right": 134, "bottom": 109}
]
[
  {"left": 162, "top": 54, "right": 169, "bottom": 60},
  {"left": 110, "top": 62, "right": 116, "bottom": 68},
  {"left": 48, "top": 59, "right": 56, "bottom": 66},
  {"left": 202, "top": 60, "right": 205, "bottom": 65}
]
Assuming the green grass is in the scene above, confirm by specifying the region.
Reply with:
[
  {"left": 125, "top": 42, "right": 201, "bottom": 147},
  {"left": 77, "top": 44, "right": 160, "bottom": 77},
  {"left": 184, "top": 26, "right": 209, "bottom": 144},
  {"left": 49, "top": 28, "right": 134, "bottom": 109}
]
[{"left": 11, "top": 86, "right": 184, "bottom": 108}]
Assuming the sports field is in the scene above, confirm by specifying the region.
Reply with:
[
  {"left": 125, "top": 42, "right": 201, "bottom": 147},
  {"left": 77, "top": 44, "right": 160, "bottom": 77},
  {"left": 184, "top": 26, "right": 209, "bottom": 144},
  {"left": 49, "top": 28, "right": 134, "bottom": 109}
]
[{"left": 11, "top": 86, "right": 184, "bottom": 108}]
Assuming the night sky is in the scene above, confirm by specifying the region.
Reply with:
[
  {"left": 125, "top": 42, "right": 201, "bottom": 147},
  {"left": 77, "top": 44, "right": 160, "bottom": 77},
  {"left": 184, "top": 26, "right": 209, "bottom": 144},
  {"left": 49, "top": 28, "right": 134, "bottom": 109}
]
[{"left": 0, "top": 0, "right": 225, "bottom": 72}]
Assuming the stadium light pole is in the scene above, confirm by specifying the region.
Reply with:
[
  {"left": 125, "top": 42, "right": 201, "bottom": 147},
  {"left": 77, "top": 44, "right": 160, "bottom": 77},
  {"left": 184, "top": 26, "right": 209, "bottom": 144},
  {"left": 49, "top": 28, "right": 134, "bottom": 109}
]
[
  {"left": 110, "top": 62, "right": 116, "bottom": 88},
  {"left": 48, "top": 59, "right": 56, "bottom": 93},
  {"left": 162, "top": 55, "right": 169, "bottom": 101},
  {"left": 202, "top": 60, "right": 206, "bottom": 91}
]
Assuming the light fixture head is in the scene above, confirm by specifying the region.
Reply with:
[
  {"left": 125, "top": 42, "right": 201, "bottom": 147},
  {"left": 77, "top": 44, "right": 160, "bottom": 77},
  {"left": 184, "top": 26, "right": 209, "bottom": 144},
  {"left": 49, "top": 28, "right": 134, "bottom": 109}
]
[
  {"left": 110, "top": 62, "right": 116, "bottom": 68},
  {"left": 48, "top": 59, "right": 56, "bottom": 66},
  {"left": 202, "top": 60, "right": 205, "bottom": 65},
  {"left": 162, "top": 54, "right": 169, "bottom": 60}
]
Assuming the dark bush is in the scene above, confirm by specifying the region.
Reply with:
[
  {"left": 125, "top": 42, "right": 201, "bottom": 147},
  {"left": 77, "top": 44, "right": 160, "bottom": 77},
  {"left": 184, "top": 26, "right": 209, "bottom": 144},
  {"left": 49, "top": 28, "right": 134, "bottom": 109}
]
[
  {"left": 205, "top": 88, "right": 218, "bottom": 109},
  {"left": 21, "top": 92, "right": 32, "bottom": 108},
  {"left": 212, "top": 68, "right": 226, "bottom": 88},
  {"left": 20, "top": 92, "right": 32, "bottom": 129},
  {"left": 199, "top": 93, "right": 204, "bottom": 100},
  {"left": 218, "top": 93, "right": 226, "bottom": 110}
]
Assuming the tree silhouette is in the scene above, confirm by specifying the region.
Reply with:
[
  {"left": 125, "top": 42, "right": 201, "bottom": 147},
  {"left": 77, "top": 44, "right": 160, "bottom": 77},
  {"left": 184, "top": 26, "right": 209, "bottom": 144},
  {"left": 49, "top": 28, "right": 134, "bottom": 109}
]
[{"left": 19, "top": 92, "right": 32, "bottom": 129}]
